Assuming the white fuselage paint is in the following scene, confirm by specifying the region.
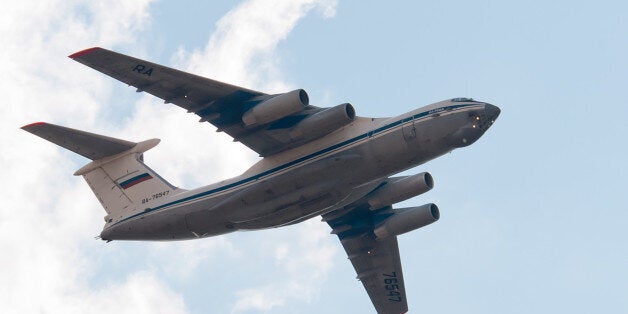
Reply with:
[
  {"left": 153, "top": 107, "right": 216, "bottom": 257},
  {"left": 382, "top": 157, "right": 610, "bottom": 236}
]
[{"left": 101, "top": 100, "right": 493, "bottom": 241}]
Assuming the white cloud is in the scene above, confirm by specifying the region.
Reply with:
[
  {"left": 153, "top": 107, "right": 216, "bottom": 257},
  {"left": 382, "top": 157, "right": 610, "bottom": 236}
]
[
  {"left": 81, "top": 272, "right": 188, "bottom": 314},
  {"left": 1, "top": 0, "right": 340, "bottom": 313},
  {"left": 0, "top": 1, "right": 189, "bottom": 313},
  {"left": 181, "top": 0, "right": 338, "bottom": 92},
  {"left": 117, "top": 2, "right": 341, "bottom": 310},
  {"left": 148, "top": 236, "right": 241, "bottom": 281},
  {"left": 116, "top": 0, "right": 341, "bottom": 311},
  {"left": 232, "top": 220, "right": 338, "bottom": 313},
  {"left": 167, "top": 1, "right": 341, "bottom": 311}
]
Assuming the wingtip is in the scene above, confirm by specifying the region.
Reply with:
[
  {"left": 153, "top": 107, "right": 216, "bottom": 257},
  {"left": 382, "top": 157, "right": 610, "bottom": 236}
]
[
  {"left": 68, "top": 47, "right": 101, "bottom": 59},
  {"left": 21, "top": 121, "right": 47, "bottom": 130}
]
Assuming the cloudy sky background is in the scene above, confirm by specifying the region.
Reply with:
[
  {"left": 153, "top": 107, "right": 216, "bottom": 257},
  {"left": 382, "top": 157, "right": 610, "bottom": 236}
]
[{"left": 1, "top": 1, "right": 627, "bottom": 313}]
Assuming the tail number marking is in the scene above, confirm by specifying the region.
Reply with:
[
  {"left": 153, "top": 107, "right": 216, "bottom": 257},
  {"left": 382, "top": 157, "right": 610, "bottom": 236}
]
[
  {"left": 141, "top": 190, "right": 170, "bottom": 204},
  {"left": 382, "top": 272, "right": 403, "bottom": 302}
]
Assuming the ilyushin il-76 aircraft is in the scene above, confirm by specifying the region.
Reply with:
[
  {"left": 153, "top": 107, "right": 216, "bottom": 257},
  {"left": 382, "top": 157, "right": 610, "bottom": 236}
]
[{"left": 23, "top": 47, "right": 500, "bottom": 314}]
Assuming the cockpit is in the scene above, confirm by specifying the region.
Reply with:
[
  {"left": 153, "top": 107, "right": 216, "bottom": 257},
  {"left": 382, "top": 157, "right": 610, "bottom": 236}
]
[{"left": 451, "top": 97, "right": 475, "bottom": 102}]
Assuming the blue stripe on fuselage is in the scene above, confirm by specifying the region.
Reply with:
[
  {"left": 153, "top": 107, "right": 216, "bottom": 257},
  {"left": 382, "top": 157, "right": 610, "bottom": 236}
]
[{"left": 110, "top": 103, "right": 479, "bottom": 227}]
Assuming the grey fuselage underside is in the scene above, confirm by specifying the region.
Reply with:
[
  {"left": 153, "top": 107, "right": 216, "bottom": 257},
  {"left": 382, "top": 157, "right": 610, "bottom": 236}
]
[{"left": 101, "top": 100, "right": 497, "bottom": 241}]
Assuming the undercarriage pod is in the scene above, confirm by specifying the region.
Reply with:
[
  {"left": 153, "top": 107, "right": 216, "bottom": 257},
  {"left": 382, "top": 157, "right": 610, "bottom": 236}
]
[
  {"left": 242, "top": 89, "right": 309, "bottom": 127},
  {"left": 373, "top": 203, "right": 440, "bottom": 239},
  {"left": 367, "top": 172, "right": 434, "bottom": 209}
]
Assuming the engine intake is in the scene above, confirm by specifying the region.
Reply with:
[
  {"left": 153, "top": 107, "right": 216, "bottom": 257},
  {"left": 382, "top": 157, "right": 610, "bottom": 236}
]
[
  {"left": 374, "top": 203, "right": 440, "bottom": 239},
  {"left": 289, "top": 103, "right": 355, "bottom": 141},
  {"left": 242, "top": 89, "right": 308, "bottom": 127},
  {"left": 367, "top": 172, "right": 433, "bottom": 209}
]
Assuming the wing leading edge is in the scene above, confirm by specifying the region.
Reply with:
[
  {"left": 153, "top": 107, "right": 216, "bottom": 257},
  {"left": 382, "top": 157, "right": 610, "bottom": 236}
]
[
  {"left": 69, "top": 47, "right": 329, "bottom": 156},
  {"left": 325, "top": 205, "right": 409, "bottom": 314}
]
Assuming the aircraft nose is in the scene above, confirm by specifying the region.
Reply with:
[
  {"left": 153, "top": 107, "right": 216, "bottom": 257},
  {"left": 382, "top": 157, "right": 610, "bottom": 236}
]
[{"left": 484, "top": 104, "right": 501, "bottom": 122}]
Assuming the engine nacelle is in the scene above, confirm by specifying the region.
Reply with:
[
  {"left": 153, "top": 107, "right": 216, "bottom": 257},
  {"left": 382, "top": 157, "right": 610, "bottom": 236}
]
[
  {"left": 289, "top": 103, "right": 355, "bottom": 141},
  {"left": 373, "top": 203, "right": 440, "bottom": 239},
  {"left": 367, "top": 172, "right": 434, "bottom": 209},
  {"left": 242, "top": 89, "right": 309, "bottom": 127}
]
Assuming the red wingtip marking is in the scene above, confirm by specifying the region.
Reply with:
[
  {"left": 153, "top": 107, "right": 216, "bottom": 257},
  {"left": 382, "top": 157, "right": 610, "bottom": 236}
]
[
  {"left": 21, "top": 122, "right": 46, "bottom": 129},
  {"left": 68, "top": 47, "right": 101, "bottom": 59}
]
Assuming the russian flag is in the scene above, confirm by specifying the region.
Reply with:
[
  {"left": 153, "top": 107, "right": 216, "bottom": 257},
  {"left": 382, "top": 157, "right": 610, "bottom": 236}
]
[{"left": 119, "top": 173, "right": 153, "bottom": 189}]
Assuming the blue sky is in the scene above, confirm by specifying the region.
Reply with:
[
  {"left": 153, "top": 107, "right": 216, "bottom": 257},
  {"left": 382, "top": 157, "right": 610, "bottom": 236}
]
[{"left": 2, "top": 1, "right": 627, "bottom": 313}]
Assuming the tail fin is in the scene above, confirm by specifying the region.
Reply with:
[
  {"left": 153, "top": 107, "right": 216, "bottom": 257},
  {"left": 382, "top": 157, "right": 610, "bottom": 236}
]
[{"left": 22, "top": 122, "right": 181, "bottom": 223}]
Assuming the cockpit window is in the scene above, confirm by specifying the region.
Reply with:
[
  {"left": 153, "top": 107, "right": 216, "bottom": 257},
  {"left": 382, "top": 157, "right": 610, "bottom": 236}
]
[{"left": 451, "top": 97, "right": 475, "bottom": 102}]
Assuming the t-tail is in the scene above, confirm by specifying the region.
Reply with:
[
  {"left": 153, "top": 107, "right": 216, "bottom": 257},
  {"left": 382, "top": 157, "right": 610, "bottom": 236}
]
[{"left": 21, "top": 122, "right": 182, "bottom": 229}]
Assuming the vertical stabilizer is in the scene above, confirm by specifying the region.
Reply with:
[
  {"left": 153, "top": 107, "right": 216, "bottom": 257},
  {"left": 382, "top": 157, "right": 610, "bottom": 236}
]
[
  {"left": 78, "top": 148, "right": 177, "bottom": 223},
  {"left": 22, "top": 122, "right": 181, "bottom": 223}
]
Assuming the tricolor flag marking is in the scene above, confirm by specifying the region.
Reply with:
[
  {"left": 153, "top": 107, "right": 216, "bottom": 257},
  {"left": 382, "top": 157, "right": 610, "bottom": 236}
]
[{"left": 119, "top": 173, "right": 153, "bottom": 189}]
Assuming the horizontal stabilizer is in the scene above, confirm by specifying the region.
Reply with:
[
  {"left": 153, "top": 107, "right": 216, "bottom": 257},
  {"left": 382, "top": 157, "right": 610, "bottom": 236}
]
[{"left": 21, "top": 122, "right": 136, "bottom": 160}]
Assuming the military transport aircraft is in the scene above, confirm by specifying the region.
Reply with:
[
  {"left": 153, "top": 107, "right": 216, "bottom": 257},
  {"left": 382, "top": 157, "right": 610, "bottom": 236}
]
[{"left": 22, "top": 47, "right": 500, "bottom": 314}]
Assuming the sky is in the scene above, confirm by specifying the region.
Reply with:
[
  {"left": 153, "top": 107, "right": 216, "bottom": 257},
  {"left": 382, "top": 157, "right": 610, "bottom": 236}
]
[{"left": 1, "top": 1, "right": 627, "bottom": 313}]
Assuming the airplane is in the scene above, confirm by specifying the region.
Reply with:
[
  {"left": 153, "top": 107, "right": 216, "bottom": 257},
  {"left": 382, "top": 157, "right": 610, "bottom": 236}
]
[{"left": 22, "top": 47, "right": 500, "bottom": 314}]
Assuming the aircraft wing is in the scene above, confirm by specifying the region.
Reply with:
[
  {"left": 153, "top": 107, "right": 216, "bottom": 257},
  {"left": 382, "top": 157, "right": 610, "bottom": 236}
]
[
  {"left": 69, "top": 47, "right": 326, "bottom": 156},
  {"left": 325, "top": 205, "right": 408, "bottom": 314}
]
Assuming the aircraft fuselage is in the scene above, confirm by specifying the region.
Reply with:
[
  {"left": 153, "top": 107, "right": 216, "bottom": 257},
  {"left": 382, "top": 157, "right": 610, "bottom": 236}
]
[{"left": 100, "top": 99, "right": 499, "bottom": 241}]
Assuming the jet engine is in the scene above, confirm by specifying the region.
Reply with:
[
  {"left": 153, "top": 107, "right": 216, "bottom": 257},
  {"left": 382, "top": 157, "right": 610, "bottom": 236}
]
[
  {"left": 289, "top": 103, "right": 355, "bottom": 141},
  {"left": 373, "top": 203, "right": 440, "bottom": 239},
  {"left": 367, "top": 172, "right": 434, "bottom": 209},
  {"left": 242, "top": 89, "right": 309, "bottom": 127}
]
